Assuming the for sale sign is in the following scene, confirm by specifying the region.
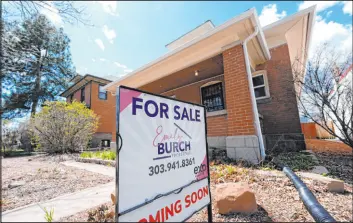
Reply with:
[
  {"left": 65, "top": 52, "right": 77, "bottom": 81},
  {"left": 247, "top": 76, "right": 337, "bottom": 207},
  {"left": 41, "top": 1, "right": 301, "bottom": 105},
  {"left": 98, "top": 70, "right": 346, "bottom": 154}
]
[
  {"left": 119, "top": 179, "right": 210, "bottom": 222},
  {"left": 115, "top": 86, "right": 211, "bottom": 222}
]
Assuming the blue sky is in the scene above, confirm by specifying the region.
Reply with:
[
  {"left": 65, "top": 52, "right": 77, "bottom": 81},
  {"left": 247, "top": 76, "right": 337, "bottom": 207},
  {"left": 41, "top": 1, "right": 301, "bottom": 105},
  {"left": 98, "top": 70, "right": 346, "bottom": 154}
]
[{"left": 37, "top": 1, "right": 352, "bottom": 81}]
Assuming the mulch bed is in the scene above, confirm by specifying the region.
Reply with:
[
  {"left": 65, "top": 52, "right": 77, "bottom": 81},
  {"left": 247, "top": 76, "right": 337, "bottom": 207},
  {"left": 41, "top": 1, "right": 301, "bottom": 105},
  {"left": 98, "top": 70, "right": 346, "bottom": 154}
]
[
  {"left": 314, "top": 152, "right": 353, "bottom": 184},
  {"left": 60, "top": 149, "right": 353, "bottom": 222},
  {"left": 1, "top": 156, "right": 113, "bottom": 212}
]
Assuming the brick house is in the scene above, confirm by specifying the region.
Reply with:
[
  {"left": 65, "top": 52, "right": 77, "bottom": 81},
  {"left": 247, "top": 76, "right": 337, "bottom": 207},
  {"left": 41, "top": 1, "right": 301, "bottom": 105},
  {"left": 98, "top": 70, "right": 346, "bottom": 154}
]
[
  {"left": 73, "top": 6, "right": 316, "bottom": 162},
  {"left": 60, "top": 74, "right": 116, "bottom": 148}
]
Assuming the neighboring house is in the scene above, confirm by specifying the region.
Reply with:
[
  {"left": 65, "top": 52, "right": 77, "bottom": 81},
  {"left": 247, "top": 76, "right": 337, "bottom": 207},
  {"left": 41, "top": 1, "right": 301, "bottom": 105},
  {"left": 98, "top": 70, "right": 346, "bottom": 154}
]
[
  {"left": 329, "top": 64, "right": 353, "bottom": 140},
  {"left": 60, "top": 74, "right": 116, "bottom": 148},
  {"left": 102, "top": 6, "right": 316, "bottom": 163},
  {"left": 301, "top": 122, "right": 336, "bottom": 139}
]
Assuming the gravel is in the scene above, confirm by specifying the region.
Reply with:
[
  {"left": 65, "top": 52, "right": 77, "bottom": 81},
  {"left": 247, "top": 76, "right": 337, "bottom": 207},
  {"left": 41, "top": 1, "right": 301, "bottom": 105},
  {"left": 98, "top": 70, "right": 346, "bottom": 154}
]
[{"left": 1, "top": 156, "right": 113, "bottom": 212}]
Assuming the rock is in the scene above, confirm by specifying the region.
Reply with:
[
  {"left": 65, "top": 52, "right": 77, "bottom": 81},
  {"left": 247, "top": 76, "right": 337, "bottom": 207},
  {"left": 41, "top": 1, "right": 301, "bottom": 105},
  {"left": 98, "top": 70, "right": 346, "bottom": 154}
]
[
  {"left": 311, "top": 166, "right": 329, "bottom": 175},
  {"left": 8, "top": 181, "right": 25, "bottom": 189},
  {"left": 327, "top": 181, "right": 345, "bottom": 193},
  {"left": 28, "top": 158, "right": 32, "bottom": 161},
  {"left": 214, "top": 182, "right": 257, "bottom": 214},
  {"left": 298, "top": 172, "right": 344, "bottom": 193}
]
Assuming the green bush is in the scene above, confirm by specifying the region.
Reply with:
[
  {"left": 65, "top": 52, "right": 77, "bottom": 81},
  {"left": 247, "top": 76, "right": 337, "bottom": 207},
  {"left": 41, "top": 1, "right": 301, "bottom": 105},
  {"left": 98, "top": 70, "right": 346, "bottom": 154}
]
[
  {"left": 30, "top": 101, "right": 99, "bottom": 154},
  {"left": 80, "top": 152, "right": 93, "bottom": 159},
  {"left": 80, "top": 151, "right": 116, "bottom": 160}
]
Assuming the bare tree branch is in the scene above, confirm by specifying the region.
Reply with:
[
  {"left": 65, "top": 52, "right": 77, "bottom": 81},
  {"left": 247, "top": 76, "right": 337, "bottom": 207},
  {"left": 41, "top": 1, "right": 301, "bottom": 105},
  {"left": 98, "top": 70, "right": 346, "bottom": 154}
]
[{"left": 282, "top": 42, "right": 353, "bottom": 148}]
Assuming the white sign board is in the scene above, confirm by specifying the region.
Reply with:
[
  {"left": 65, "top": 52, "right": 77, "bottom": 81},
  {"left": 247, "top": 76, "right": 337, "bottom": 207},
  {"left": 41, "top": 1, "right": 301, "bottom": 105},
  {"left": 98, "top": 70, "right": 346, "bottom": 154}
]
[
  {"left": 119, "top": 179, "right": 210, "bottom": 222},
  {"left": 116, "top": 86, "right": 210, "bottom": 221}
]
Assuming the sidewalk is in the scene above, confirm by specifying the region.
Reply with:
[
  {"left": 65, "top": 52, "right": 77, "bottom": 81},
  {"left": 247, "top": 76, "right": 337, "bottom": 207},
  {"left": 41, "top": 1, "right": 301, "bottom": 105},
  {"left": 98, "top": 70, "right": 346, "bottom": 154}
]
[
  {"left": 61, "top": 160, "right": 115, "bottom": 177},
  {"left": 2, "top": 161, "right": 115, "bottom": 222},
  {"left": 2, "top": 182, "right": 114, "bottom": 222}
]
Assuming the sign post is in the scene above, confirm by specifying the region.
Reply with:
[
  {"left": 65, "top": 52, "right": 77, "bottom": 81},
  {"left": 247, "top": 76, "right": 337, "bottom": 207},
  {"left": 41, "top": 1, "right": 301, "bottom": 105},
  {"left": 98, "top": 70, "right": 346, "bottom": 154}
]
[{"left": 115, "top": 86, "right": 212, "bottom": 222}]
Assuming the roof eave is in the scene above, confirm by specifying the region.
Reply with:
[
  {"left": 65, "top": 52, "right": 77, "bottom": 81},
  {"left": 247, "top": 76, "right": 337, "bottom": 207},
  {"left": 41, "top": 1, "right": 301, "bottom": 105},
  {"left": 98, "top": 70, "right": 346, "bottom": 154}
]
[
  {"left": 250, "top": 8, "right": 271, "bottom": 60},
  {"left": 103, "top": 8, "right": 270, "bottom": 92},
  {"left": 60, "top": 74, "right": 112, "bottom": 97}
]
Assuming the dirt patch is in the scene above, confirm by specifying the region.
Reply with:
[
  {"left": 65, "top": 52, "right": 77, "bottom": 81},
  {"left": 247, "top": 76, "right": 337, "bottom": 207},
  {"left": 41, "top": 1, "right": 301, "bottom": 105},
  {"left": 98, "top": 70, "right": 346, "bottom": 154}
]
[
  {"left": 1, "top": 156, "right": 113, "bottom": 211},
  {"left": 60, "top": 149, "right": 352, "bottom": 222},
  {"left": 188, "top": 168, "right": 352, "bottom": 222},
  {"left": 306, "top": 139, "right": 352, "bottom": 154}
]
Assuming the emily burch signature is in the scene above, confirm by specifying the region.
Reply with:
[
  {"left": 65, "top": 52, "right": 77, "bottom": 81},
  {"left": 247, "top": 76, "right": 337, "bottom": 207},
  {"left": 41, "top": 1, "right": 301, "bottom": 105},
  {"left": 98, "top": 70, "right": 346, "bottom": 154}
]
[{"left": 153, "top": 125, "right": 184, "bottom": 147}]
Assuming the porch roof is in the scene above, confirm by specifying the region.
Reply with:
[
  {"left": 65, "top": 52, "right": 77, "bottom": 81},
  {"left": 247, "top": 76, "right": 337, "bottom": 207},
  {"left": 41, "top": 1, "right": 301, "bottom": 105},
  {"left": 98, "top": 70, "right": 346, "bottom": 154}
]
[{"left": 103, "top": 8, "right": 270, "bottom": 93}]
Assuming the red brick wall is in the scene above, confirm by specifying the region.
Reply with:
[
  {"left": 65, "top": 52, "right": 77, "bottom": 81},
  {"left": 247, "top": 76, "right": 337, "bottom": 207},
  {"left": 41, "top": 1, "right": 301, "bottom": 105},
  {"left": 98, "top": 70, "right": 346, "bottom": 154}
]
[
  {"left": 66, "top": 81, "right": 116, "bottom": 142},
  {"left": 90, "top": 82, "right": 116, "bottom": 142},
  {"left": 66, "top": 83, "right": 91, "bottom": 107},
  {"left": 256, "top": 44, "right": 302, "bottom": 134},
  {"left": 141, "top": 44, "right": 257, "bottom": 137},
  {"left": 73, "top": 89, "right": 81, "bottom": 102},
  {"left": 160, "top": 75, "right": 228, "bottom": 137},
  {"left": 222, "top": 44, "right": 255, "bottom": 136}
]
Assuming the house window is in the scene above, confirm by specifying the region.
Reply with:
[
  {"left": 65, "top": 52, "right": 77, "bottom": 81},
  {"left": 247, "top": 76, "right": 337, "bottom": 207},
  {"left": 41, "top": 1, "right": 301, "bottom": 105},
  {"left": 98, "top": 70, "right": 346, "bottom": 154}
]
[
  {"left": 99, "top": 85, "right": 107, "bottom": 100},
  {"left": 201, "top": 82, "right": 225, "bottom": 112},
  {"left": 252, "top": 71, "right": 270, "bottom": 99},
  {"left": 81, "top": 87, "right": 85, "bottom": 102},
  {"left": 101, "top": 140, "right": 110, "bottom": 148},
  {"left": 70, "top": 94, "right": 73, "bottom": 102}
]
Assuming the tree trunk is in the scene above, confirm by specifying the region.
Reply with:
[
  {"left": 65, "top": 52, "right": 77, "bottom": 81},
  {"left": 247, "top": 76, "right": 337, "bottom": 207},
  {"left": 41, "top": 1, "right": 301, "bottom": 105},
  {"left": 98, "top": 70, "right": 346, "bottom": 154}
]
[{"left": 31, "top": 53, "right": 44, "bottom": 117}]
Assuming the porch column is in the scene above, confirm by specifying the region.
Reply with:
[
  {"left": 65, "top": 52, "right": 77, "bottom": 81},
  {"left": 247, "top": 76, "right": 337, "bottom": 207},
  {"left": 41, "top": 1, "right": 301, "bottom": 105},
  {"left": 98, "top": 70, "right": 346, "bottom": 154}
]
[{"left": 222, "top": 44, "right": 261, "bottom": 163}]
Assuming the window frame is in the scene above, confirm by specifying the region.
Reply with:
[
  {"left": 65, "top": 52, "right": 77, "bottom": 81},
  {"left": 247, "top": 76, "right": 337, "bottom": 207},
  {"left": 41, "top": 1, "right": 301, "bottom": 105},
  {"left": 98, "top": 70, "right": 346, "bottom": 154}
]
[
  {"left": 200, "top": 80, "right": 226, "bottom": 114},
  {"left": 98, "top": 84, "right": 108, "bottom": 100},
  {"left": 80, "top": 87, "right": 85, "bottom": 102},
  {"left": 101, "top": 140, "right": 111, "bottom": 148},
  {"left": 252, "top": 70, "right": 270, "bottom": 100}
]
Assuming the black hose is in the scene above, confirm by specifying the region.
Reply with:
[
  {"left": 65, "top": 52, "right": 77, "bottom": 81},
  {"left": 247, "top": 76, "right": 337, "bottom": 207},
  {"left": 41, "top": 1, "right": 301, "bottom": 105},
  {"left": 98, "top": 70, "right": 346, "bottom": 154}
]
[{"left": 283, "top": 166, "right": 336, "bottom": 222}]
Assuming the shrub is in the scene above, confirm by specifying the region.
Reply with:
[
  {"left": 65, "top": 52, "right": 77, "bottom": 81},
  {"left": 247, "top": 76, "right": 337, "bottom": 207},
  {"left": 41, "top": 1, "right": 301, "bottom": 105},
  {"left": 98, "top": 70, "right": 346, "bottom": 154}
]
[
  {"left": 30, "top": 101, "right": 99, "bottom": 154},
  {"left": 80, "top": 151, "right": 94, "bottom": 158},
  {"left": 80, "top": 151, "right": 116, "bottom": 160},
  {"left": 273, "top": 152, "right": 316, "bottom": 171}
]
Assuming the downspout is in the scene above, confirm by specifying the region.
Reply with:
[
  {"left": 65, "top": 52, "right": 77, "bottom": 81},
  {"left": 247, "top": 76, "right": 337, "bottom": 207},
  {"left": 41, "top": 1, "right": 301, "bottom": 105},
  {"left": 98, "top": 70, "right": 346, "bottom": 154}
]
[{"left": 242, "top": 26, "right": 266, "bottom": 161}]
